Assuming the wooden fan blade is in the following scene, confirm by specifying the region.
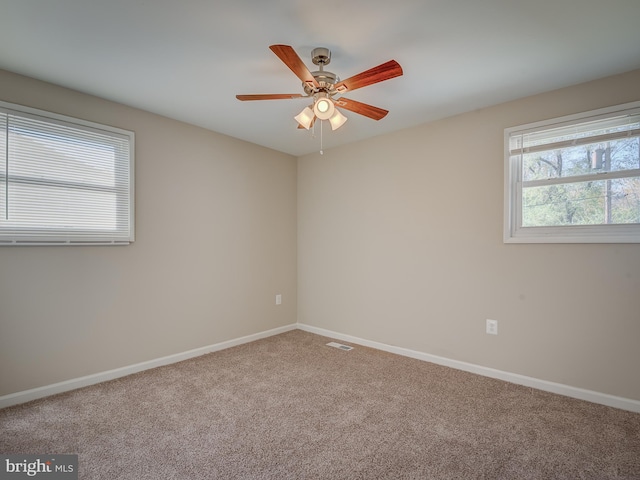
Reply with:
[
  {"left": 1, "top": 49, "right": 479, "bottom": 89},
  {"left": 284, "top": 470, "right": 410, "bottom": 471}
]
[
  {"left": 269, "top": 44, "right": 320, "bottom": 89},
  {"left": 334, "top": 97, "right": 389, "bottom": 120},
  {"left": 236, "top": 94, "right": 303, "bottom": 101},
  {"left": 334, "top": 60, "right": 403, "bottom": 93}
]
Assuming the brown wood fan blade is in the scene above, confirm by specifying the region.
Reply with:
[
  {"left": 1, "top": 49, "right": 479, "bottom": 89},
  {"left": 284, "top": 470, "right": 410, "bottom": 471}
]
[
  {"left": 269, "top": 45, "right": 320, "bottom": 89},
  {"left": 334, "top": 97, "right": 389, "bottom": 120},
  {"left": 334, "top": 60, "right": 403, "bottom": 93},
  {"left": 236, "top": 94, "right": 304, "bottom": 101}
]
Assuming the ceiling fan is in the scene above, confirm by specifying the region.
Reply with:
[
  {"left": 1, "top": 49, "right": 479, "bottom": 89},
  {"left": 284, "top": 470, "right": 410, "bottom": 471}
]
[{"left": 236, "top": 45, "right": 403, "bottom": 131}]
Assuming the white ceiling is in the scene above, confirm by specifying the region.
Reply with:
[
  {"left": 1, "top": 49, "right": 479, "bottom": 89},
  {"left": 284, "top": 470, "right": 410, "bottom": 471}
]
[{"left": 1, "top": 0, "right": 640, "bottom": 156}]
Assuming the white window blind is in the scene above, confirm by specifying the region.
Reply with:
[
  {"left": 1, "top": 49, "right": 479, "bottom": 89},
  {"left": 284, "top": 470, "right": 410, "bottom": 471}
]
[
  {"left": 504, "top": 101, "right": 640, "bottom": 243},
  {"left": 0, "top": 101, "right": 134, "bottom": 245}
]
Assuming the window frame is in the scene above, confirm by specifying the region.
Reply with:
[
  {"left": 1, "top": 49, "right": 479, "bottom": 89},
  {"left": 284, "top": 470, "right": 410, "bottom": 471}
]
[
  {"left": 504, "top": 101, "right": 640, "bottom": 244},
  {"left": 0, "top": 100, "right": 135, "bottom": 246}
]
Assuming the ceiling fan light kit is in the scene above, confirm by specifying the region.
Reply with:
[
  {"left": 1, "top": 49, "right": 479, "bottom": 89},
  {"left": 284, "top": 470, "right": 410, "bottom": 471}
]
[
  {"left": 328, "top": 108, "right": 348, "bottom": 131},
  {"left": 294, "top": 106, "right": 315, "bottom": 130},
  {"left": 312, "top": 93, "right": 334, "bottom": 120},
  {"left": 237, "top": 44, "right": 403, "bottom": 147}
]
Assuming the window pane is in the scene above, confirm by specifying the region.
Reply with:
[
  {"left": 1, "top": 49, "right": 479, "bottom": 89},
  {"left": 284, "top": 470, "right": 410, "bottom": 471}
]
[
  {"left": 506, "top": 101, "right": 640, "bottom": 243},
  {"left": 522, "top": 137, "right": 640, "bottom": 182},
  {"left": 522, "top": 177, "right": 640, "bottom": 227}
]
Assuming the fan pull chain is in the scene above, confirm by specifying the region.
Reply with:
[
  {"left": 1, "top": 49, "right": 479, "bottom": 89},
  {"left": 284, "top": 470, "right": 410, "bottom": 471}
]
[{"left": 320, "top": 119, "right": 323, "bottom": 155}]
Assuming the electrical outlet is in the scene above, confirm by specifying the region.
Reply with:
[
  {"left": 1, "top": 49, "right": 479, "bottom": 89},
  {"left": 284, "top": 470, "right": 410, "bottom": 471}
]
[
  {"left": 486, "top": 319, "right": 498, "bottom": 335},
  {"left": 275, "top": 294, "right": 282, "bottom": 305}
]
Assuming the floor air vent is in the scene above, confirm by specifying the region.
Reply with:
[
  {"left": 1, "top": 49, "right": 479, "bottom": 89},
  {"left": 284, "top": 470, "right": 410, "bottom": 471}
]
[{"left": 326, "top": 342, "right": 353, "bottom": 351}]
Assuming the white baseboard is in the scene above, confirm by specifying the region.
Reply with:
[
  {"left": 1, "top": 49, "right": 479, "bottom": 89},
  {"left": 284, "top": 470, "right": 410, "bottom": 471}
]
[
  {"left": 297, "top": 323, "right": 640, "bottom": 414},
  {"left": 3, "top": 322, "right": 639, "bottom": 414},
  {"left": 0, "top": 323, "right": 297, "bottom": 409}
]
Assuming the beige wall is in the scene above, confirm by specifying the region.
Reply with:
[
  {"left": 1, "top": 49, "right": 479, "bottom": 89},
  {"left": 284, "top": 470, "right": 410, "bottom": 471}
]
[
  {"left": 2, "top": 67, "right": 639, "bottom": 403},
  {"left": 298, "top": 69, "right": 640, "bottom": 401},
  {"left": 0, "top": 70, "right": 298, "bottom": 396}
]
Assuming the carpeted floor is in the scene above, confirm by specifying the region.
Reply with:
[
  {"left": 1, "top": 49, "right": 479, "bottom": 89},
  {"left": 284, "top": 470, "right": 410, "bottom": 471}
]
[{"left": 1, "top": 330, "right": 639, "bottom": 479}]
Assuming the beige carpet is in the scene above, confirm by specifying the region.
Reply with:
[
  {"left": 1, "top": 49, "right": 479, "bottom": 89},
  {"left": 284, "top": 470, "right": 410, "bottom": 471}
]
[{"left": 1, "top": 330, "right": 639, "bottom": 479}]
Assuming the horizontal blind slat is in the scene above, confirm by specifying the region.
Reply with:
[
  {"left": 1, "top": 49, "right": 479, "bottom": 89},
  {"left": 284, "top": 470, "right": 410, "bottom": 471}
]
[{"left": 510, "top": 128, "right": 640, "bottom": 155}]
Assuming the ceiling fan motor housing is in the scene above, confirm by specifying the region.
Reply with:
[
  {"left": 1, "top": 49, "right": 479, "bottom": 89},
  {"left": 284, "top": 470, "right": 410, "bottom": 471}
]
[
  {"left": 304, "top": 47, "right": 339, "bottom": 95},
  {"left": 306, "top": 70, "right": 338, "bottom": 90},
  {"left": 311, "top": 47, "right": 331, "bottom": 66}
]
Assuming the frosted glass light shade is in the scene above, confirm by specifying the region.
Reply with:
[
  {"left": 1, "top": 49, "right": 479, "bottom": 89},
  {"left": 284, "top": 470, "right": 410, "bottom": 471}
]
[
  {"left": 294, "top": 106, "right": 315, "bottom": 129},
  {"left": 313, "top": 97, "right": 335, "bottom": 120},
  {"left": 329, "top": 109, "right": 348, "bottom": 130}
]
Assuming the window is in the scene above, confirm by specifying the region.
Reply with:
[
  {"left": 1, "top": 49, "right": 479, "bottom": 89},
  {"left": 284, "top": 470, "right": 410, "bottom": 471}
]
[
  {"left": 0, "top": 101, "right": 134, "bottom": 245},
  {"left": 504, "top": 101, "right": 640, "bottom": 243}
]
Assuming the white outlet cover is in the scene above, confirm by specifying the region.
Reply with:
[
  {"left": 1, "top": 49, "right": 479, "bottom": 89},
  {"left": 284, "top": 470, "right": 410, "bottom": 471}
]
[
  {"left": 275, "top": 294, "right": 282, "bottom": 305},
  {"left": 486, "top": 319, "right": 498, "bottom": 335}
]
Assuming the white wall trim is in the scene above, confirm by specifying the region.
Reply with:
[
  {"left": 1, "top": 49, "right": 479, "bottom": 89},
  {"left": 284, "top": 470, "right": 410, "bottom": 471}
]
[
  {"left": 297, "top": 323, "right": 640, "bottom": 414},
  {"left": 0, "top": 323, "right": 297, "bottom": 409},
  {"left": 3, "top": 322, "right": 639, "bottom": 414}
]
